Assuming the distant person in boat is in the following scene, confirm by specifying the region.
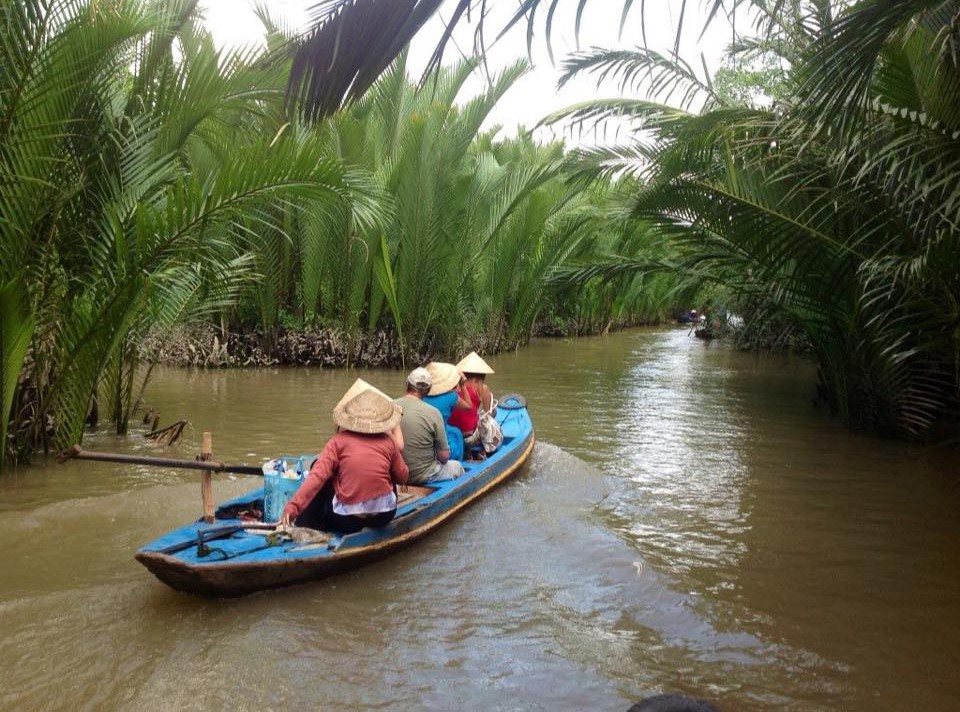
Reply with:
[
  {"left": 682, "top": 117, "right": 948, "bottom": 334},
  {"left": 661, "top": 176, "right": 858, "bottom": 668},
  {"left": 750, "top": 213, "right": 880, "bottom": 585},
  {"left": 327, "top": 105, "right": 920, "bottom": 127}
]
[
  {"left": 452, "top": 351, "right": 496, "bottom": 460},
  {"left": 423, "top": 361, "right": 472, "bottom": 462},
  {"left": 396, "top": 367, "right": 465, "bottom": 484},
  {"left": 280, "top": 379, "right": 408, "bottom": 533}
]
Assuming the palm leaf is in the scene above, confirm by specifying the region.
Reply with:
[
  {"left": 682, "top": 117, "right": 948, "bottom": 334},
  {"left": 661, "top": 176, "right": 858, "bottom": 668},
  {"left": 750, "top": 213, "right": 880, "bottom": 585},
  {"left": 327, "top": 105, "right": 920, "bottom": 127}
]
[{"left": 0, "top": 280, "right": 34, "bottom": 466}]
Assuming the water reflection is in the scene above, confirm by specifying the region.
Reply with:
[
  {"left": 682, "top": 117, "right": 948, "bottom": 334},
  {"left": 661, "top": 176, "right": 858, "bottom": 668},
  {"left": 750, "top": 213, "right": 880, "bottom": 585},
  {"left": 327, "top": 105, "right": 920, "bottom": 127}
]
[{"left": 605, "top": 334, "right": 751, "bottom": 583}]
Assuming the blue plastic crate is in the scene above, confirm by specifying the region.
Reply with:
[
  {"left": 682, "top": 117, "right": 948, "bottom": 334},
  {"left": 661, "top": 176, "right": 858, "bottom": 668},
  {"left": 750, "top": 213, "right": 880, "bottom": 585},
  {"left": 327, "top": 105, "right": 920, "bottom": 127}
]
[{"left": 262, "top": 454, "right": 315, "bottom": 522}]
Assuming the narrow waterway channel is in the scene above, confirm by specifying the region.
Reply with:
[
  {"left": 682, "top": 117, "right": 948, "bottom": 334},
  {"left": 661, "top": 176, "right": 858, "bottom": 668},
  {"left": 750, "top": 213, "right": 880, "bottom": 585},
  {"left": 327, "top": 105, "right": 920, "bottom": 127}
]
[{"left": 2, "top": 327, "right": 958, "bottom": 711}]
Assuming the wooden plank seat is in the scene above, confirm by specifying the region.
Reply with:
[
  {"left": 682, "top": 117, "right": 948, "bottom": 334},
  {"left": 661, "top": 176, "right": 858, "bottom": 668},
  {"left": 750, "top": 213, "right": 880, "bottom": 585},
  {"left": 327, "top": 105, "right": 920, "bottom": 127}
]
[{"left": 396, "top": 484, "right": 436, "bottom": 507}]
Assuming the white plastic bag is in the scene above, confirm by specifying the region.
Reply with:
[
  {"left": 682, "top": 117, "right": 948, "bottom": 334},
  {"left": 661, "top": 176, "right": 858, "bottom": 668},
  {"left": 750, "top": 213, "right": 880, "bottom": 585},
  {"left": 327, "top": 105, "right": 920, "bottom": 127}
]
[{"left": 478, "top": 407, "right": 503, "bottom": 454}]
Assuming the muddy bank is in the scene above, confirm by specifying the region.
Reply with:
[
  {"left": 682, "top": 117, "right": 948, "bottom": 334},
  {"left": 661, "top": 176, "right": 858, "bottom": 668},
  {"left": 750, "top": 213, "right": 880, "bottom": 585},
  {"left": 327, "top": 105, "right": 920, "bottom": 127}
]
[
  {"left": 137, "top": 319, "right": 661, "bottom": 369},
  {"left": 138, "top": 324, "right": 406, "bottom": 368}
]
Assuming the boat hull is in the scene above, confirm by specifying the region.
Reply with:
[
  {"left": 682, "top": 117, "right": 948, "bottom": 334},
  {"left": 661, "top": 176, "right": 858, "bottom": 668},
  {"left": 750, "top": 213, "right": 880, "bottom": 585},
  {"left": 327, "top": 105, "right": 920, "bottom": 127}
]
[{"left": 136, "top": 405, "right": 534, "bottom": 597}]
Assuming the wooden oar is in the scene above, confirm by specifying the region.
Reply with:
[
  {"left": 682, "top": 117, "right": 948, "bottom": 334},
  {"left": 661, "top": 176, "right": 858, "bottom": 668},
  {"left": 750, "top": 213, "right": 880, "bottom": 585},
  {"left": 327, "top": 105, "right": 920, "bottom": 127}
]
[
  {"left": 56, "top": 444, "right": 265, "bottom": 476},
  {"left": 59, "top": 436, "right": 282, "bottom": 524}
]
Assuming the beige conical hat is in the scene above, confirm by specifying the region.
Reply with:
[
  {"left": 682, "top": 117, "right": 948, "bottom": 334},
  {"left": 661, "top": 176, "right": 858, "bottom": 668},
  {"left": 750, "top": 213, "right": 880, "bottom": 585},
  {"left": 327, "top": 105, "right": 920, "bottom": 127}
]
[
  {"left": 456, "top": 351, "right": 494, "bottom": 375},
  {"left": 332, "top": 379, "right": 401, "bottom": 434},
  {"left": 333, "top": 378, "right": 392, "bottom": 410},
  {"left": 425, "top": 362, "right": 460, "bottom": 396}
]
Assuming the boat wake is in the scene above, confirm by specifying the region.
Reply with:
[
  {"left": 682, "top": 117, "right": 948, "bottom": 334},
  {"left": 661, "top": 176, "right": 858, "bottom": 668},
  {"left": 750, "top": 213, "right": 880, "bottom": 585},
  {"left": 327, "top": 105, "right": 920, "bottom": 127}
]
[{"left": 0, "top": 440, "right": 837, "bottom": 711}]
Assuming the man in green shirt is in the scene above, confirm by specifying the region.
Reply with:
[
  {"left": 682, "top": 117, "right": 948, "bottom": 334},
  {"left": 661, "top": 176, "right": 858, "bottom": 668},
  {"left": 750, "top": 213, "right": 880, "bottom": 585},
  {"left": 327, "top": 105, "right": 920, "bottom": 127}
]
[{"left": 396, "top": 368, "right": 465, "bottom": 484}]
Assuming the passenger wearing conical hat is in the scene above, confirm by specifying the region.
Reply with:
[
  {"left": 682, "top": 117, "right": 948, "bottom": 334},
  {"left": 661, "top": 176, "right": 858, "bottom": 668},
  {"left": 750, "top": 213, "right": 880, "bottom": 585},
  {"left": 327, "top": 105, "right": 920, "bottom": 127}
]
[
  {"left": 457, "top": 351, "right": 494, "bottom": 376},
  {"left": 452, "top": 352, "right": 497, "bottom": 459},
  {"left": 422, "top": 362, "right": 474, "bottom": 462},
  {"left": 395, "top": 367, "right": 465, "bottom": 484},
  {"left": 281, "top": 379, "right": 408, "bottom": 533}
]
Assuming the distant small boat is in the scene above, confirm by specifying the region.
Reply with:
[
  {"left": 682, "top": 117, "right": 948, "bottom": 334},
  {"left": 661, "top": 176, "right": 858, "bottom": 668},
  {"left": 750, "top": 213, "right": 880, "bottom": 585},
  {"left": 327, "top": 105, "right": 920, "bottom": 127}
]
[{"left": 136, "top": 395, "right": 535, "bottom": 596}]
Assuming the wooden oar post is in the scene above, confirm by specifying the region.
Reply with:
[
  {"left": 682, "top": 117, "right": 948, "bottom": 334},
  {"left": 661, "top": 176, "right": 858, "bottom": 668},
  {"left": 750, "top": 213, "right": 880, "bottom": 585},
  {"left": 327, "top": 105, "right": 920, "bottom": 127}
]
[{"left": 200, "top": 432, "right": 214, "bottom": 523}]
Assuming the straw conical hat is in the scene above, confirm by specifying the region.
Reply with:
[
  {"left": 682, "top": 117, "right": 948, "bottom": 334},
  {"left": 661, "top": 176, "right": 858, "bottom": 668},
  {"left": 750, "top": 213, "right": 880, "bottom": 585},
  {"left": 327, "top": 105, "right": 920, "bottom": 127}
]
[
  {"left": 425, "top": 362, "right": 460, "bottom": 396},
  {"left": 456, "top": 351, "right": 494, "bottom": 375},
  {"left": 334, "top": 378, "right": 392, "bottom": 409},
  {"left": 332, "top": 379, "right": 401, "bottom": 434}
]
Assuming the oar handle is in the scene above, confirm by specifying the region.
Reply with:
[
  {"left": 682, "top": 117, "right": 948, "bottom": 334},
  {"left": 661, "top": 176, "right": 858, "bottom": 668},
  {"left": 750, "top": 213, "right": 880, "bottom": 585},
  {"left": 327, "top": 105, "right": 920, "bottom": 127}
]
[{"left": 56, "top": 445, "right": 264, "bottom": 476}]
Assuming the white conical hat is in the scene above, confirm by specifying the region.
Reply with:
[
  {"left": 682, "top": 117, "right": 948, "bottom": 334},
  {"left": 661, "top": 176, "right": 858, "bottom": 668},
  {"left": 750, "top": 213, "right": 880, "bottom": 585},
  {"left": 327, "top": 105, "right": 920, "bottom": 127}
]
[
  {"left": 332, "top": 379, "right": 401, "bottom": 434},
  {"left": 425, "top": 362, "right": 460, "bottom": 396},
  {"left": 456, "top": 351, "right": 494, "bottom": 375}
]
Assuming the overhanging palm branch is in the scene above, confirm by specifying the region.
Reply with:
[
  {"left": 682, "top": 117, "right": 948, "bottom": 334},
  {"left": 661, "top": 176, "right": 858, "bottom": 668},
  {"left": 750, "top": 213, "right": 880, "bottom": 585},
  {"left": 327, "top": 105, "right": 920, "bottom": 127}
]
[
  {"left": 794, "top": 0, "right": 960, "bottom": 136},
  {"left": 558, "top": 46, "right": 722, "bottom": 110},
  {"left": 289, "top": 0, "right": 456, "bottom": 120},
  {"left": 287, "top": 0, "right": 765, "bottom": 119}
]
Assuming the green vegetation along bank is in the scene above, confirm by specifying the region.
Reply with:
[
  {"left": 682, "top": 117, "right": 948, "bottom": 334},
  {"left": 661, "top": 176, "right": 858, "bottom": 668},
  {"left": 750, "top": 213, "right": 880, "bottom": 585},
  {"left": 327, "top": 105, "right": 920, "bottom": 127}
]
[
  {"left": 0, "top": 1, "right": 676, "bottom": 468},
  {"left": 301, "top": 0, "right": 959, "bottom": 441},
  {"left": 540, "top": 1, "right": 960, "bottom": 440},
  {"left": 5, "top": 0, "right": 958, "bottom": 468}
]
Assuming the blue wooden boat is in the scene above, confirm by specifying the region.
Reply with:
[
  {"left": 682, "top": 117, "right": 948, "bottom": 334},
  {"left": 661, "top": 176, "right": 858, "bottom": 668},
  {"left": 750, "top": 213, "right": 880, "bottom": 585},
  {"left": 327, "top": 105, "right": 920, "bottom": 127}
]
[{"left": 135, "top": 395, "right": 534, "bottom": 596}]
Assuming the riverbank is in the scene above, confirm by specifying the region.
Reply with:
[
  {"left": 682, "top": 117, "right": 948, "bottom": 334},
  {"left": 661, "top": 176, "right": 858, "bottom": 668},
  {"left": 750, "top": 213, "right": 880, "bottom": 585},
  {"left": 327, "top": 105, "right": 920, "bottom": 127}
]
[{"left": 136, "top": 317, "right": 665, "bottom": 368}]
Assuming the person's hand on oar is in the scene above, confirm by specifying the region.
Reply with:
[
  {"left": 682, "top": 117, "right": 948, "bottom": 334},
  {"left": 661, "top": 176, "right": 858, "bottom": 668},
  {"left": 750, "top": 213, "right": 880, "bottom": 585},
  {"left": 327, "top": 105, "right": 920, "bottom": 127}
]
[{"left": 280, "top": 511, "right": 295, "bottom": 528}]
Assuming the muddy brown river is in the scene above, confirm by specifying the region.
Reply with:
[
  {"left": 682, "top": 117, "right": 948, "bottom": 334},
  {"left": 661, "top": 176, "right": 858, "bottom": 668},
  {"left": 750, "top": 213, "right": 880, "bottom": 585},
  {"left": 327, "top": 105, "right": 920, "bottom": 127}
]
[{"left": 2, "top": 327, "right": 958, "bottom": 711}]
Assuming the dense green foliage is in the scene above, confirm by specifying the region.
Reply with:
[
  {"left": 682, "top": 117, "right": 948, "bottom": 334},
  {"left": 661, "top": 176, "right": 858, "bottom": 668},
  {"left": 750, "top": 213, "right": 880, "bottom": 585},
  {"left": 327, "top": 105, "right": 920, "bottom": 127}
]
[
  {"left": 545, "top": 1, "right": 960, "bottom": 438},
  {"left": 0, "top": 0, "right": 386, "bottom": 464},
  {"left": 0, "top": 1, "right": 669, "bottom": 467},
  {"left": 8, "top": 0, "right": 953, "bottom": 466},
  {"left": 300, "top": 0, "right": 960, "bottom": 439},
  {"left": 247, "top": 49, "right": 667, "bottom": 359}
]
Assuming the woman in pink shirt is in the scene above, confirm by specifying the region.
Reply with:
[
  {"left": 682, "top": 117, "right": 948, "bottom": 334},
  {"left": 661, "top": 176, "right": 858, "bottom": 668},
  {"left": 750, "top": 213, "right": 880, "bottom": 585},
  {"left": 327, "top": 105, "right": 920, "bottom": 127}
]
[{"left": 281, "top": 380, "right": 408, "bottom": 533}]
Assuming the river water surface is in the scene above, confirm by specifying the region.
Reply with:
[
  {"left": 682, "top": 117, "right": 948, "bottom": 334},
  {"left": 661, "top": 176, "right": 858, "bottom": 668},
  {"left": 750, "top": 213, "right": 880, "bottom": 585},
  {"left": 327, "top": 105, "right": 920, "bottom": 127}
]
[{"left": 2, "top": 327, "right": 958, "bottom": 711}]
